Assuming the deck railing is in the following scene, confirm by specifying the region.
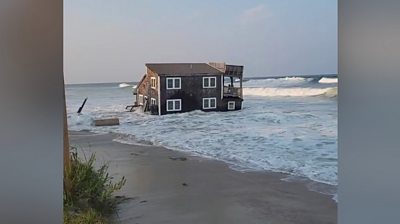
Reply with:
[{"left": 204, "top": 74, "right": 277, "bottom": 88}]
[{"left": 223, "top": 86, "right": 241, "bottom": 97}]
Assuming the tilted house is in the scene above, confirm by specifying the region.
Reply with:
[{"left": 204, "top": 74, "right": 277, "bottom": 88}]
[{"left": 134, "top": 62, "right": 244, "bottom": 115}]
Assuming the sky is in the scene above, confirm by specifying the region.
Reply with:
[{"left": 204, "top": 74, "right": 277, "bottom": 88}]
[{"left": 64, "top": 0, "right": 337, "bottom": 84}]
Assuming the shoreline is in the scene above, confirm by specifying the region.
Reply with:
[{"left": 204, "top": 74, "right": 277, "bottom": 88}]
[
  {"left": 76, "top": 129, "right": 337, "bottom": 200},
  {"left": 70, "top": 130, "right": 337, "bottom": 224}
]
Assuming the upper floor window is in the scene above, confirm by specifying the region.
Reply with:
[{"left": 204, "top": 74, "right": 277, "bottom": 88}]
[
  {"left": 166, "top": 77, "right": 181, "bottom": 89},
  {"left": 203, "top": 77, "right": 216, "bottom": 88},
  {"left": 151, "top": 77, "right": 156, "bottom": 89}
]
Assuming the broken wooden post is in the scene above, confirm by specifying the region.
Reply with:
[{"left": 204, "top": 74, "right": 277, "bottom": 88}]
[{"left": 77, "top": 97, "right": 88, "bottom": 114}]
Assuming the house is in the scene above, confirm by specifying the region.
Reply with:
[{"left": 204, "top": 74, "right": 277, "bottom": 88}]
[{"left": 133, "top": 62, "right": 244, "bottom": 115}]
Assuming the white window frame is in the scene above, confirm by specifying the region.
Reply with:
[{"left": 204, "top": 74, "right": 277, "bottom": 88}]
[
  {"left": 151, "top": 98, "right": 157, "bottom": 105},
  {"left": 202, "top": 97, "right": 217, "bottom": 110},
  {"left": 150, "top": 77, "right": 156, "bottom": 89},
  {"left": 228, "top": 101, "right": 235, "bottom": 110},
  {"left": 203, "top": 77, "right": 217, "bottom": 88},
  {"left": 138, "top": 94, "right": 144, "bottom": 105},
  {"left": 166, "top": 99, "right": 182, "bottom": 112},
  {"left": 166, "top": 77, "right": 181, "bottom": 89}
]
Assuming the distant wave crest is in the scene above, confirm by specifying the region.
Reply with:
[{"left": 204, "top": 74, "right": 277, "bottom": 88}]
[
  {"left": 244, "top": 77, "right": 314, "bottom": 88},
  {"left": 319, "top": 77, "right": 338, "bottom": 84},
  {"left": 119, "top": 83, "right": 131, "bottom": 88},
  {"left": 243, "top": 87, "right": 337, "bottom": 97},
  {"left": 278, "top": 77, "right": 314, "bottom": 82}
]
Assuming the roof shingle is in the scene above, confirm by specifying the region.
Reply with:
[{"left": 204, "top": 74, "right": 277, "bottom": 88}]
[{"left": 145, "top": 63, "right": 223, "bottom": 75}]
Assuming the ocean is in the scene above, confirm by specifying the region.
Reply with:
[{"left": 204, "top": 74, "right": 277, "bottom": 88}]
[{"left": 66, "top": 75, "right": 337, "bottom": 199}]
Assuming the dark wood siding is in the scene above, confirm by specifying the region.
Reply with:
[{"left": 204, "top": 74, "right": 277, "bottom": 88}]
[
  {"left": 159, "top": 74, "right": 224, "bottom": 115},
  {"left": 220, "top": 97, "right": 243, "bottom": 111},
  {"left": 136, "top": 63, "right": 244, "bottom": 115}
]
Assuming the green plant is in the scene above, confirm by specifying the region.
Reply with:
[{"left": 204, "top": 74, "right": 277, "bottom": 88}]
[
  {"left": 64, "top": 147, "right": 126, "bottom": 223},
  {"left": 64, "top": 208, "right": 106, "bottom": 224}
]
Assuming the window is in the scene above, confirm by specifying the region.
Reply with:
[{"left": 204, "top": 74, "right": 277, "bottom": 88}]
[
  {"left": 166, "top": 77, "right": 181, "bottom": 89},
  {"left": 151, "top": 98, "right": 157, "bottom": 105},
  {"left": 228, "top": 101, "right": 235, "bottom": 110},
  {"left": 203, "top": 97, "right": 217, "bottom": 109},
  {"left": 166, "top": 99, "right": 182, "bottom": 112},
  {"left": 151, "top": 77, "right": 156, "bottom": 89},
  {"left": 203, "top": 77, "right": 216, "bottom": 88},
  {"left": 138, "top": 94, "right": 144, "bottom": 105}
]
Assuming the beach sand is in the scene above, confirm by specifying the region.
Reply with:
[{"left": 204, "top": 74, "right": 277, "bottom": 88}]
[{"left": 70, "top": 131, "right": 337, "bottom": 224}]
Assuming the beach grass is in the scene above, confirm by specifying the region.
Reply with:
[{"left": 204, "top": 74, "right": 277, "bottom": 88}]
[{"left": 64, "top": 147, "right": 126, "bottom": 224}]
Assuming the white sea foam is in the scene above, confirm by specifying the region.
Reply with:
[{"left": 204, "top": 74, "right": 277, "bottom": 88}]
[
  {"left": 67, "top": 104, "right": 338, "bottom": 186},
  {"left": 332, "top": 194, "right": 338, "bottom": 202},
  {"left": 319, "top": 77, "right": 338, "bottom": 84},
  {"left": 66, "top": 77, "right": 338, "bottom": 196},
  {"left": 67, "top": 113, "right": 94, "bottom": 126}
]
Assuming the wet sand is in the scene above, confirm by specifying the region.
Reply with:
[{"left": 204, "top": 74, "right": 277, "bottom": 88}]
[{"left": 70, "top": 131, "right": 337, "bottom": 224}]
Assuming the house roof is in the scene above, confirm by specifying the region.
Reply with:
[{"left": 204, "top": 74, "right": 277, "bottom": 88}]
[{"left": 145, "top": 63, "right": 223, "bottom": 75}]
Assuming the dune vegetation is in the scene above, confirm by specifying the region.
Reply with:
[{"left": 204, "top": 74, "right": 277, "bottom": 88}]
[{"left": 64, "top": 148, "right": 126, "bottom": 224}]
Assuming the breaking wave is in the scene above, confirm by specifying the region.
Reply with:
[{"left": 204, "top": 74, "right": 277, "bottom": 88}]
[
  {"left": 119, "top": 83, "right": 131, "bottom": 88},
  {"left": 243, "top": 87, "right": 337, "bottom": 97},
  {"left": 278, "top": 77, "right": 314, "bottom": 82},
  {"left": 244, "top": 77, "right": 315, "bottom": 88},
  {"left": 319, "top": 77, "right": 338, "bottom": 84}
]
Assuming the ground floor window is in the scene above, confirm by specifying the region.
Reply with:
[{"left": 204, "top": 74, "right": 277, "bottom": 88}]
[
  {"left": 166, "top": 99, "right": 181, "bottom": 112},
  {"left": 203, "top": 97, "right": 217, "bottom": 109},
  {"left": 228, "top": 101, "right": 235, "bottom": 110},
  {"left": 151, "top": 98, "right": 157, "bottom": 105}
]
